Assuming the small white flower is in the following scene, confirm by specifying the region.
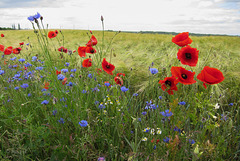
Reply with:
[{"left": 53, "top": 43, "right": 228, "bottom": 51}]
[
  {"left": 150, "top": 129, "right": 155, "bottom": 135},
  {"left": 142, "top": 137, "right": 147, "bottom": 141},
  {"left": 215, "top": 103, "right": 220, "bottom": 109},
  {"left": 157, "top": 129, "right": 162, "bottom": 135}
]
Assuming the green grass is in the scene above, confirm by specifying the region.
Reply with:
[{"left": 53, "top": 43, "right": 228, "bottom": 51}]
[{"left": 0, "top": 27, "right": 240, "bottom": 160}]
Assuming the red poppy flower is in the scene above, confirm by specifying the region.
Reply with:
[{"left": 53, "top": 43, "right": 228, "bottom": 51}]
[
  {"left": 44, "top": 82, "right": 50, "bottom": 90},
  {"left": 96, "top": 68, "right": 102, "bottom": 75},
  {"left": 85, "top": 46, "right": 96, "bottom": 54},
  {"left": 4, "top": 46, "right": 13, "bottom": 55},
  {"left": 78, "top": 46, "right": 87, "bottom": 57},
  {"left": 197, "top": 66, "right": 224, "bottom": 89},
  {"left": 58, "top": 46, "right": 68, "bottom": 53},
  {"left": 86, "top": 35, "right": 97, "bottom": 46},
  {"left": 102, "top": 58, "right": 115, "bottom": 75},
  {"left": 82, "top": 58, "right": 92, "bottom": 67},
  {"left": 114, "top": 76, "right": 123, "bottom": 86},
  {"left": 48, "top": 31, "right": 57, "bottom": 39},
  {"left": 0, "top": 44, "right": 4, "bottom": 52},
  {"left": 151, "top": 138, "right": 155, "bottom": 143},
  {"left": 56, "top": 70, "right": 61, "bottom": 75},
  {"left": 159, "top": 76, "right": 178, "bottom": 95},
  {"left": 117, "top": 73, "right": 125, "bottom": 77},
  {"left": 62, "top": 77, "right": 67, "bottom": 85},
  {"left": 177, "top": 45, "right": 199, "bottom": 67},
  {"left": 19, "top": 42, "right": 24, "bottom": 46},
  {"left": 4, "top": 60, "right": 8, "bottom": 65},
  {"left": 13, "top": 47, "right": 22, "bottom": 54},
  {"left": 55, "top": 30, "right": 58, "bottom": 34},
  {"left": 1, "top": 34, "right": 4, "bottom": 37},
  {"left": 73, "top": 50, "right": 76, "bottom": 53},
  {"left": 171, "top": 66, "right": 196, "bottom": 85},
  {"left": 172, "top": 32, "right": 192, "bottom": 47}
]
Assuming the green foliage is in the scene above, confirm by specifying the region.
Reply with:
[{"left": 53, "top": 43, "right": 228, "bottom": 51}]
[{"left": 0, "top": 20, "right": 239, "bottom": 160}]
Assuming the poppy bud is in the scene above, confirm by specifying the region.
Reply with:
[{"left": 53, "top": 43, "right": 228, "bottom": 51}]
[
  {"left": 101, "top": 15, "right": 104, "bottom": 21},
  {"left": 40, "top": 16, "right": 43, "bottom": 21},
  {"left": 34, "top": 19, "right": 38, "bottom": 23}
]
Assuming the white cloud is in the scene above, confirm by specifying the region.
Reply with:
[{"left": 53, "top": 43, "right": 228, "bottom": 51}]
[{"left": 0, "top": 0, "right": 239, "bottom": 35}]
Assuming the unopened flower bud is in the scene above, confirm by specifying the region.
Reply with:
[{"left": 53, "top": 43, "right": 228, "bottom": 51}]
[
  {"left": 101, "top": 15, "right": 104, "bottom": 21},
  {"left": 40, "top": 16, "right": 43, "bottom": 21}
]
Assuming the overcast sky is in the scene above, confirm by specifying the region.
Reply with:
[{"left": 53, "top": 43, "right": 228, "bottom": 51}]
[{"left": 0, "top": 0, "right": 240, "bottom": 35}]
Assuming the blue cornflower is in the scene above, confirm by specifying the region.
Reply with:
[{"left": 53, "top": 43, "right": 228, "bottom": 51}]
[
  {"left": 159, "top": 96, "right": 163, "bottom": 100},
  {"left": 142, "top": 111, "right": 147, "bottom": 115},
  {"left": 58, "top": 118, "right": 65, "bottom": 124},
  {"left": 153, "top": 145, "right": 156, "bottom": 150},
  {"left": 178, "top": 101, "right": 186, "bottom": 105},
  {"left": 98, "top": 104, "right": 106, "bottom": 109},
  {"left": 18, "top": 58, "right": 25, "bottom": 62},
  {"left": 41, "top": 100, "right": 49, "bottom": 105},
  {"left": 14, "top": 86, "right": 19, "bottom": 90},
  {"left": 95, "top": 101, "right": 99, "bottom": 104},
  {"left": 14, "top": 73, "right": 21, "bottom": 78},
  {"left": 10, "top": 57, "right": 16, "bottom": 61},
  {"left": 121, "top": 86, "right": 129, "bottom": 92},
  {"left": 32, "top": 56, "right": 37, "bottom": 61},
  {"left": 92, "top": 87, "right": 99, "bottom": 92},
  {"left": 221, "top": 114, "right": 228, "bottom": 121},
  {"left": 67, "top": 82, "right": 73, "bottom": 87},
  {"left": 104, "top": 82, "right": 111, "bottom": 87},
  {"left": 65, "top": 62, "right": 70, "bottom": 67},
  {"left": 138, "top": 118, "right": 141, "bottom": 122},
  {"left": 88, "top": 73, "right": 93, "bottom": 78},
  {"left": 163, "top": 137, "right": 170, "bottom": 143},
  {"left": 70, "top": 74, "right": 74, "bottom": 78},
  {"left": 28, "top": 93, "right": 31, "bottom": 97},
  {"left": 133, "top": 93, "right": 138, "bottom": 96},
  {"left": 27, "top": 71, "right": 32, "bottom": 76},
  {"left": 189, "top": 139, "right": 195, "bottom": 144},
  {"left": 41, "top": 88, "right": 47, "bottom": 92},
  {"left": 174, "top": 126, "right": 181, "bottom": 133},
  {"left": 35, "top": 66, "right": 43, "bottom": 70},
  {"left": 79, "top": 120, "right": 88, "bottom": 127},
  {"left": 60, "top": 97, "right": 66, "bottom": 102},
  {"left": 71, "top": 69, "right": 77, "bottom": 72},
  {"left": 57, "top": 74, "right": 65, "bottom": 81},
  {"left": 26, "top": 43, "right": 30, "bottom": 46},
  {"left": 145, "top": 100, "right": 158, "bottom": 110},
  {"left": 0, "top": 70, "right": 4, "bottom": 75},
  {"left": 228, "top": 103, "right": 233, "bottom": 106},
  {"left": 160, "top": 109, "right": 173, "bottom": 117},
  {"left": 24, "top": 62, "right": 32, "bottom": 67},
  {"left": 21, "top": 83, "right": 29, "bottom": 89},
  {"left": 13, "top": 65, "right": 18, "bottom": 68},
  {"left": 82, "top": 90, "right": 87, "bottom": 93},
  {"left": 52, "top": 110, "right": 57, "bottom": 116},
  {"left": 28, "top": 12, "right": 41, "bottom": 21},
  {"left": 150, "top": 68, "right": 158, "bottom": 74},
  {"left": 61, "top": 69, "right": 68, "bottom": 73}
]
